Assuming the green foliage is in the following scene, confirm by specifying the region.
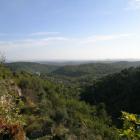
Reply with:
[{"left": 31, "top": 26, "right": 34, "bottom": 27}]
[
  {"left": 0, "top": 93, "right": 25, "bottom": 126},
  {"left": 119, "top": 112, "right": 140, "bottom": 140},
  {"left": 0, "top": 64, "right": 12, "bottom": 79}
]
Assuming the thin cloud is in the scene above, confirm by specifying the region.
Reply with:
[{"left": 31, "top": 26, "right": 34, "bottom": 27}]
[
  {"left": 125, "top": 0, "right": 140, "bottom": 10},
  {"left": 0, "top": 33, "right": 139, "bottom": 61},
  {"left": 0, "top": 37, "right": 69, "bottom": 49},
  {"left": 30, "top": 32, "right": 60, "bottom": 36},
  {"left": 0, "top": 34, "right": 133, "bottom": 49},
  {"left": 81, "top": 34, "right": 132, "bottom": 44}
]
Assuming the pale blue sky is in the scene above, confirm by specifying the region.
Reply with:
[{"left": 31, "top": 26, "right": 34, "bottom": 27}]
[{"left": 0, "top": 0, "right": 140, "bottom": 61}]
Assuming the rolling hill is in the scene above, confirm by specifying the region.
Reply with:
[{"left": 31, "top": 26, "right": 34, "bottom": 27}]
[{"left": 6, "top": 62, "right": 59, "bottom": 74}]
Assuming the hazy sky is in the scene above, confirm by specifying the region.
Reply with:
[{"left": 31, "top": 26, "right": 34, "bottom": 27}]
[{"left": 0, "top": 0, "right": 140, "bottom": 61}]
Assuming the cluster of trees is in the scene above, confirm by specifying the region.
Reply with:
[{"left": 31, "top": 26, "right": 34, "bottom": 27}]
[{"left": 81, "top": 67, "right": 140, "bottom": 125}]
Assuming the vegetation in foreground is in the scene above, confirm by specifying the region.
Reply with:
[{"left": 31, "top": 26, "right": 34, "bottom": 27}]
[{"left": 0, "top": 63, "right": 140, "bottom": 139}]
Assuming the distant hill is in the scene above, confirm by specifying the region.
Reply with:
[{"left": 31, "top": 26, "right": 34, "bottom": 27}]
[
  {"left": 111, "top": 61, "right": 140, "bottom": 68},
  {"left": 52, "top": 63, "right": 121, "bottom": 77},
  {"left": 6, "top": 61, "right": 140, "bottom": 85},
  {"left": 6, "top": 62, "right": 59, "bottom": 74},
  {"left": 52, "top": 61, "right": 140, "bottom": 78},
  {"left": 39, "top": 60, "right": 140, "bottom": 66}
]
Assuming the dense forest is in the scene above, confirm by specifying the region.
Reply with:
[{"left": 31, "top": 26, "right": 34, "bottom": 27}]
[
  {"left": 0, "top": 62, "right": 140, "bottom": 140},
  {"left": 81, "top": 67, "right": 140, "bottom": 125}
]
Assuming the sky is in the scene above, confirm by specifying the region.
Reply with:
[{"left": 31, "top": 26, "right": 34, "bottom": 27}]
[{"left": 0, "top": 0, "right": 140, "bottom": 61}]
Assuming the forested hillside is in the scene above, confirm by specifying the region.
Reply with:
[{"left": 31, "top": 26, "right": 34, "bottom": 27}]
[
  {"left": 81, "top": 67, "right": 140, "bottom": 125},
  {"left": 52, "top": 61, "right": 140, "bottom": 78},
  {"left": 0, "top": 64, "right": 120, "bottom": 140},
  {"left": 1, "top": 63, "right": 140, "bottom": 140},
  {"left": 7, "top": 61, "right": 140, "bottom": 79},
  {"left": 6, "top": 61, "right": 140, "bottom": 86},
  {"left": 6, "top": 62, "right": 59, "bottom": 74}
]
